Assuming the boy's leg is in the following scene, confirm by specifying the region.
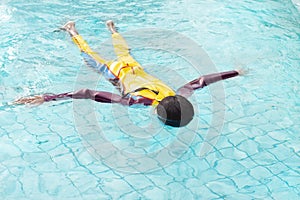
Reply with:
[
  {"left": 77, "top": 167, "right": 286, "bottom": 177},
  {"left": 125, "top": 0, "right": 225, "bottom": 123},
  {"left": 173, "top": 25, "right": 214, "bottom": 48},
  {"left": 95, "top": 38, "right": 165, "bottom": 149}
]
[
  {"left": 61, "top": 21, "right": 107, "bottom": 64},
  {"left": 61, "top": 21, "right": 118, "bottom": 81},
  {"left": 106, "top": 20, "right": 140, "bottom": 66}
]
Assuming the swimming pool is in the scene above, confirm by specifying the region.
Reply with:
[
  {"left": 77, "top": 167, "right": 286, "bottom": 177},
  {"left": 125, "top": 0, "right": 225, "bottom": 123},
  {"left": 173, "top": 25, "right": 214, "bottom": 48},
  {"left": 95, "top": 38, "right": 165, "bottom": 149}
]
[{"left": 1, "top": 0, "right": 299, "bottom": 199}]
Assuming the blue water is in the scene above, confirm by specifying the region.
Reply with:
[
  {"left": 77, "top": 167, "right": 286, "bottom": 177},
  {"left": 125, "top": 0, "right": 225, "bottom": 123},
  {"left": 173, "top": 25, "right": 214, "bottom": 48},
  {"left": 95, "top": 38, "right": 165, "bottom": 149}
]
[{"left": 1, "top": 0, "right": 300, "bottom": 199}]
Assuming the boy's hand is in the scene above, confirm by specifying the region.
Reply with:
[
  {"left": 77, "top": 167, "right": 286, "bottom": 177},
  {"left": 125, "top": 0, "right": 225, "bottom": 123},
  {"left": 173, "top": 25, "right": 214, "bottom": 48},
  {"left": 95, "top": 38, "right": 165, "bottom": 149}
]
[{"left": 13, "top": 95, "right": 45, "bottom": 106}]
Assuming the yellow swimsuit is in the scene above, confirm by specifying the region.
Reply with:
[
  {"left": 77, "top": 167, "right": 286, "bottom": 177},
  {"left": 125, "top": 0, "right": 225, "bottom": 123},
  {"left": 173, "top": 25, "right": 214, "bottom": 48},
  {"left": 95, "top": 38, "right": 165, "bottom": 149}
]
[{"left": 72, "top": 33, "right": 175, "bottom": 105}]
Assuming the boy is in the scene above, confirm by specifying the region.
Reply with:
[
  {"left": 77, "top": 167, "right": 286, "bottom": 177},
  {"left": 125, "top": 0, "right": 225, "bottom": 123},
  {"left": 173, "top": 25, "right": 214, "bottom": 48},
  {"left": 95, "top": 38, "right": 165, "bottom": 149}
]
[{"left": 14, "top": 20, "right": 241, "bottom": 127}]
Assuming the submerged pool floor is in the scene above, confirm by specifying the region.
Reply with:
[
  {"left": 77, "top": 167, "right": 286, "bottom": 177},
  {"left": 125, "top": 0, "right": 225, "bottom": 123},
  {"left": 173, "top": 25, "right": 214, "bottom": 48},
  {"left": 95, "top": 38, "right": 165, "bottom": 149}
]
[{"left": 0, "top": 0, "right": 300, "bottom": 199}]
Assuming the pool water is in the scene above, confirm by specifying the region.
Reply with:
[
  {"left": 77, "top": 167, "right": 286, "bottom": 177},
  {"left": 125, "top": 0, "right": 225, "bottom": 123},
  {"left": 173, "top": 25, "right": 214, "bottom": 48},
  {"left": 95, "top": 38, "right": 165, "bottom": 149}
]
[{"left": 1, "top": 0, "right": 300, "bottom": 199}]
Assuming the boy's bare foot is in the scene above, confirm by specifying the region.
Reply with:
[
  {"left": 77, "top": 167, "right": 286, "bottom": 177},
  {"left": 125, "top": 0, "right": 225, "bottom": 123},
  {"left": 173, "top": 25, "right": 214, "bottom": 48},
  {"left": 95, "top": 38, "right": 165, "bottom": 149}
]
[
  {"left": 59, "top": 21, "right": 78, "bottom": 36},
  {"left": 106, "top": 20, "right": 117, "bottom": 34}
]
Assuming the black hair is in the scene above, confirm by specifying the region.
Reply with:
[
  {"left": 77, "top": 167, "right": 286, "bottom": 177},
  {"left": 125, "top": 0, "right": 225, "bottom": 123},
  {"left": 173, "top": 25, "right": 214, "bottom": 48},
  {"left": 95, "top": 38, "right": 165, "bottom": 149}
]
[{"left": 156, "top": 95, "right": 194, "bottom": 127}]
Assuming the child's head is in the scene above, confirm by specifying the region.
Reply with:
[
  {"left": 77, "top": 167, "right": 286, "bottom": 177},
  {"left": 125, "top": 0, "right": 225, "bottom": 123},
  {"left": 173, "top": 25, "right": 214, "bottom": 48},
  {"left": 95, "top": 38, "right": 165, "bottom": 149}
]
[{"left": 156, "top": 95, "right": 194, "bottom": 127}]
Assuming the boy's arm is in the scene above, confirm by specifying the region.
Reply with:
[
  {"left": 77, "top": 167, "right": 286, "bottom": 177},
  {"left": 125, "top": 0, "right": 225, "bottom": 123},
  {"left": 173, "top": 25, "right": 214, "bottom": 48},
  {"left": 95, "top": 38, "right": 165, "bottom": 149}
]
[
  {"left": 13, "top": 89, "right": 136, "bottom": 106},
  {"left": 177, "top": 70, "right": 240, "bottom": 98}
]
